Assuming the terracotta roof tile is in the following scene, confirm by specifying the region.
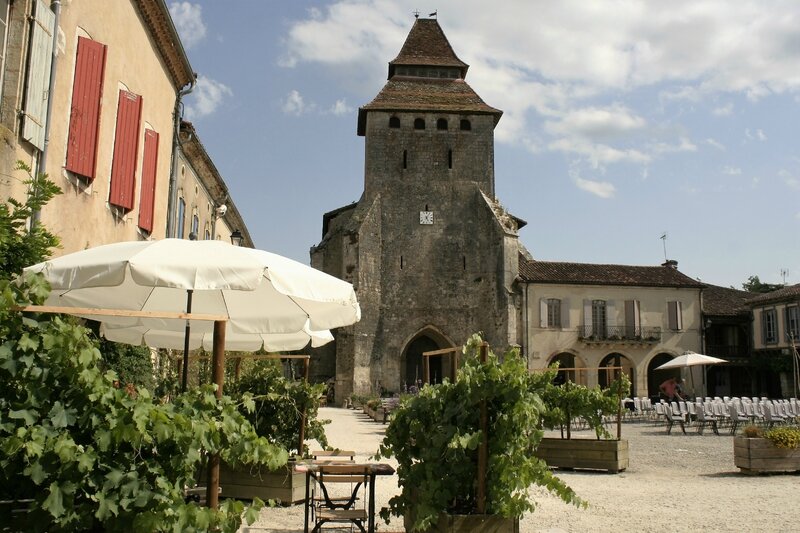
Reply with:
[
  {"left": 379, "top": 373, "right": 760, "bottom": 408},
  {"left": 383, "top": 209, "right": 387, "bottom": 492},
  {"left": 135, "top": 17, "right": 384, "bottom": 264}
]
[
  {"left": 518, "top": 256, "right": 705, "bottom": 289},
  {"left": 361, "top": 78, "right": 501, "bottom": 115},
  {"left": 389, "top": 19, "right": 468, "bottom": 74},
  {"left": 747, "top": 283, "right": 800, "bottom": 305},
  {"left": 702, "top": 285, "right": 755, "bottom": 316}
]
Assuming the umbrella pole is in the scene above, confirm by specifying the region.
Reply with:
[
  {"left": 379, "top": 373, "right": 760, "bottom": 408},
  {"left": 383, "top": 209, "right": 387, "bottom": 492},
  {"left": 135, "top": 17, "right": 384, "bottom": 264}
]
[
  {"left": 181, "top": 290, "right": 193, "bottom": 392},
  {"left": 206, "top": 319, "right": 226, "bottom": 509}
]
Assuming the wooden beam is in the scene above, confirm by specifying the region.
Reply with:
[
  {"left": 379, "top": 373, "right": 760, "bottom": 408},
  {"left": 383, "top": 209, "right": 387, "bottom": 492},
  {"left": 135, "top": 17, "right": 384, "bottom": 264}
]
[
  {"left": 14, "top": 305, "right": 227, "bottom": 322},
  {"left": 206, "top": 320, "right": 226, "bottom": 510},
  {"left": 422, "top": 347, "right": 459, "bottom": 357}
]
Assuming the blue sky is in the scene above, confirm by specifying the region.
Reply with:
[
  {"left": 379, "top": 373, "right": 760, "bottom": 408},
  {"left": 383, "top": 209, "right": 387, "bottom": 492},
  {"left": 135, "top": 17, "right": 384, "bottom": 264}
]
[{"left": 168, "top": 0, "right": 800, "bottom": 289}]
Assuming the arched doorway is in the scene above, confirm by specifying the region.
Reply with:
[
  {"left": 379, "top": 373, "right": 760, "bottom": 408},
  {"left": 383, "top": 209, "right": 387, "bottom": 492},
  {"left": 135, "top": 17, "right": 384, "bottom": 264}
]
[
  {"left": 547, "top": 352, "right": 588, "bottom": 386},
  {"left": 405, "top": 336, "right": 440, "bottom": 387},
  {"left": 599, "top": 352, "right": 634, "bottom": 396},
  {"left": 648, "top": 353, "right": 678, "bottom": 399}
]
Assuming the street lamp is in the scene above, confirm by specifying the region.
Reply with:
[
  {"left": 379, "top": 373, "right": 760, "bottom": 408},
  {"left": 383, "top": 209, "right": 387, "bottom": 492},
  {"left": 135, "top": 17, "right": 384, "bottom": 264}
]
[{"left": 230, "top": 229, "right": 243, "bottom": 247}]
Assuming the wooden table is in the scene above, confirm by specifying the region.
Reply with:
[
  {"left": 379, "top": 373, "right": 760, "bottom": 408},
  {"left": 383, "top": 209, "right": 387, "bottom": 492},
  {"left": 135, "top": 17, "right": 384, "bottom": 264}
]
[{"left": 297, "top": 462, "right": 395, "bottom": 533}]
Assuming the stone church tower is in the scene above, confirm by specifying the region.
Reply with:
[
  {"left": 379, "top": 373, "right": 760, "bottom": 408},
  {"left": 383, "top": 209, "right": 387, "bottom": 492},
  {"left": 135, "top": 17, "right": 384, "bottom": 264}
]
[{"left": 311, "top": 18, "right": 524, "bottom": 402}]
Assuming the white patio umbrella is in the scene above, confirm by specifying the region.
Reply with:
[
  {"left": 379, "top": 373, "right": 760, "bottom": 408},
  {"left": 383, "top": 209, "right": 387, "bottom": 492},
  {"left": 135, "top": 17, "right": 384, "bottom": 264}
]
[
  {"left": 24, "top": 239, "right": 360, "bottom": 387},
  {"left": 24, "top": 238, "right": 360, "bottom": 510},
  {"left": 654, "top": 351, "right": 727, "bottom": 397},
  {"left": 99, "top": 321, "right": 334, "bottom": 352}
]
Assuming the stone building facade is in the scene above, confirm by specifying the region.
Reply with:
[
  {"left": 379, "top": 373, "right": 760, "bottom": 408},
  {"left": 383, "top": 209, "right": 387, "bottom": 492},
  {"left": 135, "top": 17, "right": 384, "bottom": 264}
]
[
  {"left": 311, "top": 18, "right": 523, "bottom": 400},
  {"left": 312, "top": 17, "right": 726, "bottom": 403}
]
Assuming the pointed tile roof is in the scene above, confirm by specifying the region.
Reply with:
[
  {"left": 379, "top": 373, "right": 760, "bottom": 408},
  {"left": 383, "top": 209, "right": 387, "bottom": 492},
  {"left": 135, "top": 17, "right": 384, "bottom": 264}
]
[
  {"left": 358, "top": 18, "right": 501, "bottom": 135},
  {"left": 518, "top": 256, "right": 706, "bottom": 289},
  {"left": 388, "top": 18, "right": 468, "bottom": 78}
]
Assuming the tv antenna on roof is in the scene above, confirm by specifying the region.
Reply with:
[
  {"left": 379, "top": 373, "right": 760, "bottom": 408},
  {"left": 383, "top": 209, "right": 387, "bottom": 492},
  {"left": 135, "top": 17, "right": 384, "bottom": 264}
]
[
  {"left": 781, "top": 268, "right": 789, "bottom": 285},
  {"left": 660, "top": 232, "right": 668, "bottom": 261}
]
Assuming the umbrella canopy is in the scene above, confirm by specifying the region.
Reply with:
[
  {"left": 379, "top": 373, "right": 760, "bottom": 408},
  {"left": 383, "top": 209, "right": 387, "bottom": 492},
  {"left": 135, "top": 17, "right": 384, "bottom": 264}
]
[
  {"left": 654, "top": 351, "right": 728, "bottom": 370},
  {"left": 99, "top": 321, "right": 334, "bottom": 352},
  {"left": 655, "top": 351, "right": 727, "bottom": 397},
  {"left": 24, "top": 239, "right": 360, "bottom": 351}
]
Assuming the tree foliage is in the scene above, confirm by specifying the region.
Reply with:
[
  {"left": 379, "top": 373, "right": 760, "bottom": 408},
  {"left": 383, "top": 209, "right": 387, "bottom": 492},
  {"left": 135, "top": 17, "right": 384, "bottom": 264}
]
[
  {"left": 741, "top": 275, "right": 783, "bottom": 294},
  {"left": 377, "top": 335, "right": 583, "bottom": 531},
  {"left": 0, "top": 162, "right": 61, "bottom": 280},
  {"left": 229, "top": 359, "right": 329, "bottom": 456},
  {"left": 0, "top": 273, "right": 288, "bottom": 531},
  {"left": 538, "top": 368, "right": 630, "bottom": 440}
]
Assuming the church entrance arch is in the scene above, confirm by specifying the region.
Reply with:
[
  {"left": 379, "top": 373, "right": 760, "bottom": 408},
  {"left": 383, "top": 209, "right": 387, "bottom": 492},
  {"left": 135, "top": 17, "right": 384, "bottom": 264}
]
[
  {"left": 648, "top": 353, "right": 679, "bottom": 399},
  {"left": 402, "top": 328, "right": 454, "bottom": 389},
  {"left": 599, "top": 352, "right": 635, "bottom": 396},
  {"left": 547, "top": 352, "right": 588, "bottom": 386}
]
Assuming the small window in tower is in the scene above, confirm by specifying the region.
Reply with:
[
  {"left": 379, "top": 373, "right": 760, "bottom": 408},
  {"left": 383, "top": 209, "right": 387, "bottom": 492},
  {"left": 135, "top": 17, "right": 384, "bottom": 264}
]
[
  {"left": 389, "top": 116, "right": 400, "bottom": 128},
  {"left": 448, "top": 149, "right": 453, "bottom": 169},
  {"left": 403, "top": 150, "right": 407, "bottom": 169},
  {"left": 463, "top": 256, "right": 466, "bottom": 270},
  {"left": 400, "top": 256, "right": 404, "bottom": 269},
  {"left": 437, "top": 118, "right": 448, "bottom": 130},
  {"left": 414, "top": 118, "right": 425, "bottom": 130},
  {"left": 460, "top": 119, "right": 471, "bottom": 131}
]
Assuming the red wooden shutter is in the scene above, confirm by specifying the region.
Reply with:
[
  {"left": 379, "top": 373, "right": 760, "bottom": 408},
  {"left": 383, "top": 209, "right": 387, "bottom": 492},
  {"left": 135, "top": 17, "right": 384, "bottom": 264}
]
[
  {"left": 65, "top": 37, "right": 106, "bottom": 180},
  {"left": 109, "top": 90, "right": 142, "bottom": 211},
  {"left": 137, "top": 129, "right": 159, "bottom": 232}
]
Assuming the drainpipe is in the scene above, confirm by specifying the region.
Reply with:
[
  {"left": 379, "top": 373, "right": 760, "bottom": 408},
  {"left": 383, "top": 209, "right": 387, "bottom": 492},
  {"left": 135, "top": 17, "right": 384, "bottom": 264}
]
[
  {"left": 31, "top": 0, "right": 62, "bottom": 228},
  {"left": 165, "top": 80, "right": 195, "bottom": 237}
]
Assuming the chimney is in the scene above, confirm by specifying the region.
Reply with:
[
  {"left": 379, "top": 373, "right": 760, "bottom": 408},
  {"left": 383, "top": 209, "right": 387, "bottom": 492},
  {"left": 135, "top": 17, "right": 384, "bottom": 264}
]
[{"left": 662, "top": 259, "right": 678, "bottom": 269}]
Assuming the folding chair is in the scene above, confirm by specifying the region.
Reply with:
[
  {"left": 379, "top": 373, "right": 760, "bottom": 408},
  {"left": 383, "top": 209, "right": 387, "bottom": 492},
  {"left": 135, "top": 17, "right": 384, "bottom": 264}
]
[
  {"left": 663, "top": 403, "right": 686, "bottom": 435},
  {"left": 308, "top": 464, "right": 370, "bottom": 533}
]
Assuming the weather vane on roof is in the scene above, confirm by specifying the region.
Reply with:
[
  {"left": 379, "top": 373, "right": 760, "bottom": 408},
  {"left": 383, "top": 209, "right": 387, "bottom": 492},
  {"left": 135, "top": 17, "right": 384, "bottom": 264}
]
[
  {"left": 413, "top": 10, "right": 420, "bottom": 18},
  {"left": 430, "top": 10, "right": 438, "bottom": 18}
]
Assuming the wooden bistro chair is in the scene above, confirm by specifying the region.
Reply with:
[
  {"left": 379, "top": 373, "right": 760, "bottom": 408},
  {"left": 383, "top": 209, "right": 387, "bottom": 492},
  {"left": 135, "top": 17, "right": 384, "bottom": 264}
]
[
  {"left": 311, "top": 449, "right": 356, "bottom": 463},
  {"left": 308, "top": 463, "right": 370, "bottom": 533}
]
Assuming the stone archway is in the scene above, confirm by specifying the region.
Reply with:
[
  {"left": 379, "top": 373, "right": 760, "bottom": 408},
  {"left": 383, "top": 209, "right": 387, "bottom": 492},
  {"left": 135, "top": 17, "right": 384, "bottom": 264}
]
[
  {"left": 547, "top": 352, "right": 588, "bottom": 386},
  {"left": 599, "top": 352, "right": 635, "bottom": 396},
  {"left": 401, "top": 328, "right": 455, "bottom": 389},
  {"left": 648, "top": 352, "right": 679, "bottom": 399}
]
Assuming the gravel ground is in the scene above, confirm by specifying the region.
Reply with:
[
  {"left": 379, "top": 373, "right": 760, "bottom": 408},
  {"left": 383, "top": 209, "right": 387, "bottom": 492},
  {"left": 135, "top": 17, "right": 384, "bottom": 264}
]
[{"left": 241, "top": 407, "right": 799, "bottom": 533}]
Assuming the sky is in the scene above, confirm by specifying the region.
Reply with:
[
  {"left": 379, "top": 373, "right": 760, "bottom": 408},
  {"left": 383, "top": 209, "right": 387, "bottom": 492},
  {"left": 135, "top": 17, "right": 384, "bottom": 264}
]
[{"left": 168, "top": 0, "right": 800, "bottom": 289}]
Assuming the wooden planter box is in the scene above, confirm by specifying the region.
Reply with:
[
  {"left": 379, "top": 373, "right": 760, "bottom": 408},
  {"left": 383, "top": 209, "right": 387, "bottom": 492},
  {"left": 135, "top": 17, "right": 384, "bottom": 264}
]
[
  {"left": 534, "top": 437, "right": 628, "bottom": 473},
  {"left": 734, "top": 436, "right": 800, "bottom": 474},
  {"left": 405, "top": 513, "right": 519, "bottom": 533},
  {"left": 217, "top": 461, "right": 305, "bottom": 504}
]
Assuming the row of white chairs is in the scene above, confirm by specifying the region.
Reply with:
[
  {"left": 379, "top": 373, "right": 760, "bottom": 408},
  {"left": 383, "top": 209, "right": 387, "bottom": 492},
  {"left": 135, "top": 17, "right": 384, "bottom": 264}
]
[{"left": 651, "top": 398, "right": 799, "bottom": 435}]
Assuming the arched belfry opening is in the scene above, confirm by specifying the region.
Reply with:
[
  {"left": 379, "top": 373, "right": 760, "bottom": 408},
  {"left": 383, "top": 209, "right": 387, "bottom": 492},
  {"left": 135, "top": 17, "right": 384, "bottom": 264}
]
[{"left": 402, "top": 327, "right": 455, "bottom": 388}]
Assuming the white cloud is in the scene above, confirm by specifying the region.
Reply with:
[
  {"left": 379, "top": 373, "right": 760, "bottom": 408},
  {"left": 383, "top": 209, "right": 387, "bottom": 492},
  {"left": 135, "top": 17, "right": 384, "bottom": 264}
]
[
  {"left": 544, "top": 105, "right": 646, "bottom": 140},
  {"left": 780, "top": 170, "right": 800, "bottom": 190},
  {"left": 549, "top": 138, "right": 651, "bottom": 168},
  {"left": 649, "top": 137, "right": 697, "bottom": 155},
  {"left": 705, "top": 138, "right": 726, "bottom": 150},
  {"left": 169, "top": 2, "right": 207, "bottom": 49},
  {"left": 712, "top": 103, "right": 733, "bottom": 116},
  {"left": 329, "top": 99, "right": 353, "bottom": 116},
  {"left": 722, "top": 166, "right": 742, "bottom": 175},
  {"left": 184, "top": 76, "right": 232, "bottom": 120},
  {"left": 575, "top": 176, "right": 616, "bottom": 198},
  {"left": 745, "top": 128, "right": 768, "bottom": 141},
  {"left": 282, "top": 90, "right": 309, "bottom": 116}
]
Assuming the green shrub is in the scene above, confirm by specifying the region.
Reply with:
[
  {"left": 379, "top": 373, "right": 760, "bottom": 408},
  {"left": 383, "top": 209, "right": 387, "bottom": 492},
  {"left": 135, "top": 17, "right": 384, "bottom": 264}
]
[
  {"left": 0, "top": 273, "right": 286, "bottom": 531},
  {"left": 377, "top": 334, "right": 582, "bottom": 531},
  {"left": 764, "top": 426, "right": 800, "bottom": 449},
  {"left": 229, "top": 359, "right": 329, "bottom": 456}
]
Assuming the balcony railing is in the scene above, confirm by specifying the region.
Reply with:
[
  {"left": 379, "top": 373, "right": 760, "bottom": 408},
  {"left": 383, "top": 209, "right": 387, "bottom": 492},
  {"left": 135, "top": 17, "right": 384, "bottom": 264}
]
[
  {"left": 705, "top": 344, "right": 749, "bottom": 359},
  {"left": 577, "top": 325, "right": 661, "bottom": 343}
]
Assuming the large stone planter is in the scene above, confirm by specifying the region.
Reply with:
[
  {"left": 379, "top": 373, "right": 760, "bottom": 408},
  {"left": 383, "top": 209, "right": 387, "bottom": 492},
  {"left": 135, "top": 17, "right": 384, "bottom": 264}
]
[
  {"left": 217, "top": 461, "right": 305, "bottom": 504},
  {"left": 734, "top": 436, "right": 800, "bottom": 474},
  {"left": 404, "top": 513, "right": 519, "bottom": 533},
  {"left": 534, "top": 437, "right": 629, "bottom": 473}
]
